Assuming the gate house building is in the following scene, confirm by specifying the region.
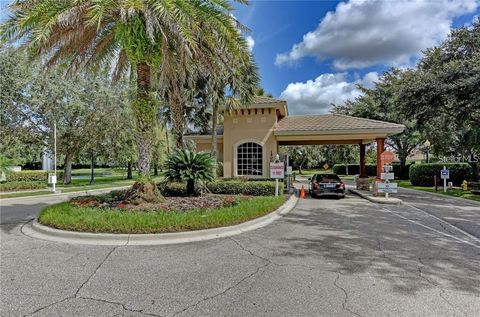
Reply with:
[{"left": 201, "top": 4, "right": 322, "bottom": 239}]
[{"left": 185, "top": 96, "right": 404, "bottom": 188}]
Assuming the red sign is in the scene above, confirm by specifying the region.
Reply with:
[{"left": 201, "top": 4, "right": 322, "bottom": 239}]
[
  {"left": 270, "top": 162, "right": 285, "bottom": 179},
  {"left": 380, "top": 151, "right": 395, "bottom": 164}
]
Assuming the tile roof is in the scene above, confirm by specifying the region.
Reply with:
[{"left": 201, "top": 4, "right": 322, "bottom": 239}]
[
  {"left": 275, "top": 114, "right": 405, "bottom": 132},
  {"left": 252, "top": 96, "right": 285, "bottom": 104}
]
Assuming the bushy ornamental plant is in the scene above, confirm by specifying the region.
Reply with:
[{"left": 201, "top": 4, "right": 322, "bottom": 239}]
[{"left": 163, "top": 149, "right": 216, "bottom": 196}]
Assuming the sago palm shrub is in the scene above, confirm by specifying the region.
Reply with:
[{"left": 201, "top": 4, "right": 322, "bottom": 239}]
[{"left": 164, "top": 149, "right": 216, "bottom": 196}]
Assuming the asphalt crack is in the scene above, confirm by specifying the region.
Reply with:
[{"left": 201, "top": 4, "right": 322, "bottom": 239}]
[
  {"left": 74, "top": 246, "right": 119, "bottom": 297},
  {"left": 79, "top": 296, "right": 163, "bottom": 317},
  {"left": 439, "top": 290, "right": 468, "bottom": 317},
  {"left": 229, "top": 237, "right": 321, "bottom": 271},
  {"left": 26, "top": 297, "right": 71, "bottom": 316},
  {"left": 170, "top": 261, "right": 269, "bottom": 316},
  {"left": 375, "top": 236, "right": 386, "bottom": 258},
  {"left": 333, "top": 272, "right": 363, "bottom": 317},
  {"left": 417, "top": 258, "right": 467, "bottom": 316},
  {"left": 26, "top": 246, "right": 119, "bottom": 316}
]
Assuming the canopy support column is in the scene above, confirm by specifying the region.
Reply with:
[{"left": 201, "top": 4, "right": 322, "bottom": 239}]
[
  {"left": 360, "top": 144, "right": 367, "bottom": 178},
  {"left": 356, "top": 143, "right": 369, "bottom": 190},
  {"left": 376, "top": 138, "right": 385, "bottom": 178}
]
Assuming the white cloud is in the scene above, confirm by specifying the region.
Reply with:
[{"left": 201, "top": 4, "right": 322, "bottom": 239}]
[
  {"left": 276, "top": 0, "right": 478, "bottom": 70},
  {"left": 246, "top": 35, "right": 255, "bottom": 52},
  {"left": 279, "top": 72, "right": 379, "bottom": 114}
]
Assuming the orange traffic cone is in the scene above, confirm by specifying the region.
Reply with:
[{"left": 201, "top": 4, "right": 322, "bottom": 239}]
[{"left": 300, "top": 185, "right": 306, "bottom": 199}]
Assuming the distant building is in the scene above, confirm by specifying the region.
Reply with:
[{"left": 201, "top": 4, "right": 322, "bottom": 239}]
[
  {"left": 42, "top": 150, "right": 54, "bottom": 170},
  {"left": 186, "top": 96, "right": 404, "bottom": 179}
]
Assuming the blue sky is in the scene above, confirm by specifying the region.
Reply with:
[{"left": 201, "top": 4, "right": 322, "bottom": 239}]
[
  {"left": 1, "top": 0, "right": 479, "bottom": 115},
  {"left": 234, "top": 0, "right": 480, "bottom": 114}
]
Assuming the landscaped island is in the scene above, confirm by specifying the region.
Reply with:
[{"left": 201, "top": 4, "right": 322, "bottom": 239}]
[{"left": 39, "top": 182, "right": 286, "bottom": 234}]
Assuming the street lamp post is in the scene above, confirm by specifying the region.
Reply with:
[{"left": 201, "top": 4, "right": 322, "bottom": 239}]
[
  {"left": 53, "top": 122, "right": 57, "bottom": 193},
  {"left": 424, "top": 140, "right": 431, "bottom": 163}
]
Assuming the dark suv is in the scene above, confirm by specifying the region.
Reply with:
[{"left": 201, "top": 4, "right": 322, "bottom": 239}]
[{"left": 308, "top": 174, "right": 346, "bottom": 198}]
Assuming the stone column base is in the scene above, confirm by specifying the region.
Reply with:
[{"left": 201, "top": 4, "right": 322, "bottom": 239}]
[
  {"left": 356, "top": 177, "right": 370, "bottom": 191},
  {"left": 371, "top": 179, "right": 383, "bottom": 196}
]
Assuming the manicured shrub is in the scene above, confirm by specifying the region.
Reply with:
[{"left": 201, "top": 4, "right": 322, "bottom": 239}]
[
  {"left": 409, "top": 163, "right": 474, "bottom": 186},
  {"left": 159, "top": 180, "right": 283, "bottom": 197},
  {"left": 332, "top": 163, "right": 411, "bottom": 179},
  {"left": 5, "top": 170, "right": 64, "bottom": 182},
  {"left": 6, "top": 171, "right": 48, "bottom": 182},
  {"left": 207, "top": 180, "right": 283, "bottom": 196},
  {"left": 332, "top": 164, "right": 377, "bottom": 176},
  {"left": 392, "top": 163, "right": 412, "bottom": 180},
  {"left": 221, "top": 177, "right": 278, "bottom": 182},
  {"left": 0, "top": 181, "right": 48, "bottom": 192},
  {"left": 158, "top": 182, "right": 199, "bottom": 197}
]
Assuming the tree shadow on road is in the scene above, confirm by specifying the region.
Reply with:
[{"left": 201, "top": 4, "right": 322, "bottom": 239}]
[{"left": 273, "top": 198, "right": 480, "bottom": 295}]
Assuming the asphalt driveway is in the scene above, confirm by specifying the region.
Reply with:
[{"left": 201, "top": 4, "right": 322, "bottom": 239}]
[{"left": 1, "top": 189, "right": 479, "bottom": 316}]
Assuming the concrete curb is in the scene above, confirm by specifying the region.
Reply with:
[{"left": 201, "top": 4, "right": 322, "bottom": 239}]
[
  {"left": 22, "top": 194, "right": 299, "bottom": 246},
  {"left": 348, "top": 187, "right": 402, "bottom": 205}
]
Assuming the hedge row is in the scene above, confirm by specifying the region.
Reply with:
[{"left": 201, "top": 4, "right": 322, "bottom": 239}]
[
  {"left": 158, "top": 182, "right": 196, "bottom": 197},
  {"left": 5, "top": 171, "right": 63, "bottom": 182},
  {"left": 409, "top": 163, "right": 473, "bottom": 186},
  {"left": 0, "top": 181, "right": 48, "bottom": 192},
  {"left": 332, "top": 164, "right": 377, "bottom": 176},
  {"left": 332, "top": 163, "right": 412, "bottom": 179},
  {"left": 158, "top": 180, "right": 283, "bottom": 197},
  {"left": 207, "top": 180, "right": 283, "bottom": 196}
]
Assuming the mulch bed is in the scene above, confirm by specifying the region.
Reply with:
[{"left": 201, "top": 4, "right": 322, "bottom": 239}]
[{"left": 71, "top": 193, "right": 251, "bottom": 213}]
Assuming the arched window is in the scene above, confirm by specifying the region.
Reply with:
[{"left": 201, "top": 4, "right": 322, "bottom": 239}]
[{"left": 237, "top": 142, "right": 263, "bottom": 176}]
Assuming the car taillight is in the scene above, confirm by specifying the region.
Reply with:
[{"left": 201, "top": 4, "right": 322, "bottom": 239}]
[
  {"left": 339, "top": 182, "right": 345, "bottom": 189},
  {"left": 313, "top": 181, "right": 319, "bottom": 189}
]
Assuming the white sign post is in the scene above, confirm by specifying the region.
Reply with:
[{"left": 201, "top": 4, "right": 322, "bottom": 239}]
[
  {"left": 270, "top": 162, "right": 285, "bottom": 196},
  {"left": 380, "top": 167, "right": 395, "bottom": 199},
  {"left": 377, "top": 183, "right": 398, "bottom": 199},
  {"left": 440, "top": 166, "right": 449, "bottom": 193}
]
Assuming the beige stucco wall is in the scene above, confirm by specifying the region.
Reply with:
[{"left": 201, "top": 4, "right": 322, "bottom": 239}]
[
  {"left": 223, "top": 108, "right": 279, "bottom": 178},
  {"left": 192, "top": 139, "right": 224, "bottom": 161}
]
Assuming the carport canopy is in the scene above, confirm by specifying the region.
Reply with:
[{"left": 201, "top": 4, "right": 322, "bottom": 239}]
[{"left": 275, "top": 114, "right": 405, "bottom": 178}]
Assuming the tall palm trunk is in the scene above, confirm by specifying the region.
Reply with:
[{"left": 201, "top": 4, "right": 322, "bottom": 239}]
[
  {"left": 170, "top": 91, "right": 184, "bottom": 148},
  {"left": 165, "top": 127, "right": 170, "bottom": 154},
  {"left": 134, "top": 62, "right": 155, "bottom": 177},
  {"left": 211, "top": 103, "right": 218, "bottom": 160}
]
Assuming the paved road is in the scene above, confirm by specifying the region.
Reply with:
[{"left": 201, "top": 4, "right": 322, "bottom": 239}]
[{"left": 1, "top": 188, "right": 479, "bottom": 316}]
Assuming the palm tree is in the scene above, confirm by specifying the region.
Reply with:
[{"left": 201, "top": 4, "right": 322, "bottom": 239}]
[
  {"left": 210, "top": 60, "right": 259, "bottom": 161},
  {"left": 164, "top": 149, "right": 216, "bottom": 196},
  {"left": 1, "top": 0, "right": 254, "bottom": 179}
]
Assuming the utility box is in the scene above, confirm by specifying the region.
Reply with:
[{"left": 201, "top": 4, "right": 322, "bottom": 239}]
[{"left": 48, "top": 174, "right": 57, "bottom": 184}]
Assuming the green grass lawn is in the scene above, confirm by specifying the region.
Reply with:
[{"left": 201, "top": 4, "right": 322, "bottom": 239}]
[
  {"left": 397, "top": 180, "right": 480, "bottom": 202},
  {"left": 0, "top": 168, "right": 164, "bottom": 199},
  {"left": 39, "top": 195, "right": 286, "bottom": 234}
]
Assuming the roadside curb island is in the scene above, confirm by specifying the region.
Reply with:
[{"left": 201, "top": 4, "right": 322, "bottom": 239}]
[
  {"left": 348, "top": 187, "right": 402, "bottom": 205},
  {"left": 22, "top": 194, "right": 299, "bottom": 246}
]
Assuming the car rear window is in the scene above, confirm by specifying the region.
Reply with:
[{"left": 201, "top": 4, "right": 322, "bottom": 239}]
[{"left": 315, "top": 174, "right": 341, "bottom": 182}]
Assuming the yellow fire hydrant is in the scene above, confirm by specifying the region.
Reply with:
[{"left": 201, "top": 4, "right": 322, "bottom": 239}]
[{"left": 462, "top": 180, "right": 469, "bottom": 191}]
